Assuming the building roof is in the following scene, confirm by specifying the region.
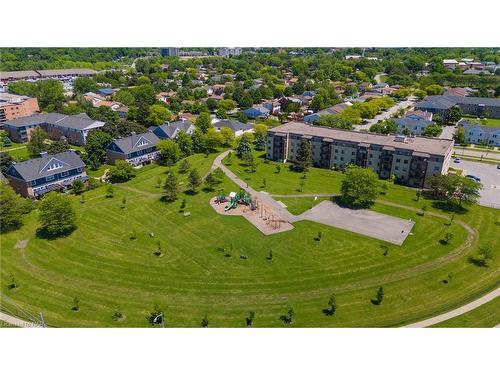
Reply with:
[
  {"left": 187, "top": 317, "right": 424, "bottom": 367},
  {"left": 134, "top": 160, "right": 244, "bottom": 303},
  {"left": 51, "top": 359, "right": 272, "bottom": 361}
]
[
  {"left": 7, "top": 151, "right": 85, "bottom": 182},
  {"left": 395, "top": 117, "right": 433, "bottom": 128},
  {"left": 4, "top": 113, "right": 105, "bottom": 130},
  {"left": 405, "top": 110, "right": 433, "bottom": 121},
  {"left": 155, "top": 120, "right": 195, "bottom": 138},
  {"left": 36, "top": 69, "right": 97, "bottom": 77},
  {"left": 415, "top": 96, "right": 456, "bottom": 110},
  {"left": 459, "top": 121, "right": 500, "bottom": 134},
  {"left": 447, "top": 95, "right": 500, "bottom": 107},
  {"left": 268, "top": 122, "right": 454, "bottom": 156},
  {"left": 108, "top": 132, "right": 160, "bottom": 155},
  {"left": 0, "top": 92, "right": 32, "bottom": 105},
  {"left": 214, "top": 119, "right": 253, "bottom": 133},
  {"left": 0, "top": 70, "right": 40, "bottom": 80}
]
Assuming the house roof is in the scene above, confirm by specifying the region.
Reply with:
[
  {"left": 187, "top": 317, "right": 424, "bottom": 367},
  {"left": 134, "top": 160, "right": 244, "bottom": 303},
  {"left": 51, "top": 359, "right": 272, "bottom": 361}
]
[
  {"left": 214, "top": 119, "right": 253, "bottom": 133},
  {"left": 7, "top": 151, "right": 85, "bottom": 182},
  {"left": 415, "top": 96, "right": 456, "bottom": 110},
  {"left": 108, "top": 132, "right": 160, "bottom": 155},
  {"left": 268, "top": 122, "right": 454, "bottom": 156},
  {"left": 395, "top": 117, "right": 433, "bottom": 128},
  {"left": 4, "top": 113, "right": 105, "bottom": 130},
  {"left": 405, "top": 110, "right": 433, "bottom": 121},
  {"left": 155, "top": 120, "right": 195, "bottom": 138}
]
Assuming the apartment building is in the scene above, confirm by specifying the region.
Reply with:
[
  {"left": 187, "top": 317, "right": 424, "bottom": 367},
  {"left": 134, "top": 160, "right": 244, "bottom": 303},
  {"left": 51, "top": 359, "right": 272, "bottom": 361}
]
[
  {"left": 4, "top": 151, "right": 87, "bottom": 198},
  {"left": 459, "top": 121, "right": 500, "bottom": 146},
  {"left": 3, "top": 113, "right": 105, "bottom": 145},
  {"left": 266, "top": 122, "right": 454, "bottom": 188},
  {"left": 106, "top": 132, "right": 160, "bottom": 166},
  {"left": 0, "top": 93, "right": 40, "bottom": 122}
]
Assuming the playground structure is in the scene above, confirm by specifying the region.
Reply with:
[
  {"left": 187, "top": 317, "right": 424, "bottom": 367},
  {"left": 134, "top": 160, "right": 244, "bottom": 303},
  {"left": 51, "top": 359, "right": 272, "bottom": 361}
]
[{"left": 210, "top": 189, "right": 294, "bottom": 235}]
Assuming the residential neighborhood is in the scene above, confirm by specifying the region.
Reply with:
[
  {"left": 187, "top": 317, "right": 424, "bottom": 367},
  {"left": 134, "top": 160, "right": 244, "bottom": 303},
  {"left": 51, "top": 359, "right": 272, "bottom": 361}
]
[{"left": 0, "top": 47, "right": 499, "bottom": 336}]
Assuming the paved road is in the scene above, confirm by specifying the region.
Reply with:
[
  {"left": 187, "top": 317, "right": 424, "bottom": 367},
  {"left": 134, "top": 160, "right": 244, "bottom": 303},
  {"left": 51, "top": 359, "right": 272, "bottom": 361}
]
[
  {"left": 439, "top": 126, "right": 456, "bottom": 140},
  {"left": 353, "top": 97, "right": 415, "bottom": 131},
  {"left": 454, "top": 148, "right": 500, "bottom": 161},
  {"left": 457, "top": 160, "right": 500, "bottom": 208},
  {"left": 404, "top": 287, "right": 500, "bottom": 328}
]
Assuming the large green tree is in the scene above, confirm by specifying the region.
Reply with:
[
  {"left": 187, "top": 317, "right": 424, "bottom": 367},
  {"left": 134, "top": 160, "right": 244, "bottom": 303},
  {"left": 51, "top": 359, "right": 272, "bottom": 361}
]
[
  {"left": 38, "top": 192, "right": 76, "bottom": 237},
  {"left": 294, "top": 139, "right": 313, "bottom": 172},
  {"left": 0, "top": 181, "right": 24, "bottom": 232},
  {"left": 85, "top": 130, "right": 113, "bottom": 169},
  {"left": 340, "top": 165, "right": 381, "bottom": 207},
  {"left": 146, "top": 104, "right": 172, "bottom": 126},
  {"left": 163, "top": 172, "right": 179, "bottom": 202},
  {"left": 27, "top": 128, "right": 48, "bottom": 157},
  {"left": 73, "top": 77, "right": 98, "bottom": 95},
  {"left": 107, "top": 160, "right": 136, "bottom": 182},
  {"left": 37, "top": 79, "right": 65, "bottom": 111},
  {"left": 195, "top": 112, "right": 212, "bottom": 133},
  {"left": 157, "top": 139, "right": 181, "bottom": 165}
]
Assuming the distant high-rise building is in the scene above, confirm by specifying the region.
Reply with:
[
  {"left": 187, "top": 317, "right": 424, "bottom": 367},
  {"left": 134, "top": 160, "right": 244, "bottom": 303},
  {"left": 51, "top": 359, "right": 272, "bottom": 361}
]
[
  {"left": 161, "top": 48, "right": 180, "bottom": 57},
  {"left": 218, "top": 47, "right": 242, "bottom": 57}
]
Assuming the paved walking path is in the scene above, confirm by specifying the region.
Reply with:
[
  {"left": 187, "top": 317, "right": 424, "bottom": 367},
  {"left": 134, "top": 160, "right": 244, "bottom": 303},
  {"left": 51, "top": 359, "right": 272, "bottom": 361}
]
[{"left": 404, "top": 287, "right": 500, "bottom": 328}]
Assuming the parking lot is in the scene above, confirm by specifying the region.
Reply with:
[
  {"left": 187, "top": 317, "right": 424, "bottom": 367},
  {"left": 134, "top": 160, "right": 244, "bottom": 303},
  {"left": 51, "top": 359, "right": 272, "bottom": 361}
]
[{"left": 457, "top": 160, "right": 500, "bottom": 208}]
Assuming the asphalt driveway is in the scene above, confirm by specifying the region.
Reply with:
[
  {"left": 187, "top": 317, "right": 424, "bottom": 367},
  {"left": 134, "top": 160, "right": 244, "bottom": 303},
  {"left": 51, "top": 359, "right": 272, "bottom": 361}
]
[{"left": 457, "top": 160, "right": 500, "bottom": 208}]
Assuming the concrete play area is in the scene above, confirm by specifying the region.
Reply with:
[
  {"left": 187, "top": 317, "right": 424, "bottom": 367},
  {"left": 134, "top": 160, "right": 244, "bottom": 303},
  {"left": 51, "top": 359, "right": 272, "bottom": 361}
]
[
  {"left": 296, "top": 200, "right": 415, "bottom": 245},
  {"left": 209, "top": 190, "right": 294, "bottom": 235}
]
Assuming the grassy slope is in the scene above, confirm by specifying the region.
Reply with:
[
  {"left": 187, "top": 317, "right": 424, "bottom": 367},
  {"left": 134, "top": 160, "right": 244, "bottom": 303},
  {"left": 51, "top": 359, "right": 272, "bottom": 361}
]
[
  {"left": 1, "top": 151, "right": 499, "bottom": 328},
  {"left": 432, "top": 296, "right": 500, "bottom": 328}
]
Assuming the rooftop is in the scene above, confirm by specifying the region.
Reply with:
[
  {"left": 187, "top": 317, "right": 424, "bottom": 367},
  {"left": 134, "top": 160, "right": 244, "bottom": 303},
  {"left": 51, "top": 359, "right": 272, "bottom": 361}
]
[
  {"left": 4, "top": 112, "right": 105, "bottom": 130},
  {"left": 268, "top": 122, "right": 454, "bottom": 156}
]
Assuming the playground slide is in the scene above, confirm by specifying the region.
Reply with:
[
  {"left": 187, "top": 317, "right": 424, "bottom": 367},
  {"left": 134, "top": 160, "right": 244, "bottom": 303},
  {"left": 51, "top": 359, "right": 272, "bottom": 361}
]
[{"left": 224, "top": 200, "right": 237, "bottom": 211}]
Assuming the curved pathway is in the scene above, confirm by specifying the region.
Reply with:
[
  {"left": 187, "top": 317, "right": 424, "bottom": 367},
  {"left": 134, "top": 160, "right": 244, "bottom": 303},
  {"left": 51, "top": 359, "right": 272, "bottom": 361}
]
[{"left": 404, "top": 287, "right": 500, "bottom": 328}]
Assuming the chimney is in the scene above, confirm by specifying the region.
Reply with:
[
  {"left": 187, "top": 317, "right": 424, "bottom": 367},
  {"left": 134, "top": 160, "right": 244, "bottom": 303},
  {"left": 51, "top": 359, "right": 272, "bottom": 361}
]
[{"left": 40, "top": 151, "right": 48, "bottom": 157}]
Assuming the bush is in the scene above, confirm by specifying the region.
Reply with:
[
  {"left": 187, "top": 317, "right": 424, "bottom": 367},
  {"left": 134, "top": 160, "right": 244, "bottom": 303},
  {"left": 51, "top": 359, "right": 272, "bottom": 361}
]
[{"left": 108, "top": 160, "right": 136, "bottom": 183}]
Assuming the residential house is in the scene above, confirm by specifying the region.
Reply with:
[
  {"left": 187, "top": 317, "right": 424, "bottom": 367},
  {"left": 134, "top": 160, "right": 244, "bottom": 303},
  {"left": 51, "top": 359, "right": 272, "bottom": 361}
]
[
  {"left": 242, "top": 105, "right": 270, "bottom": 119},
  {"left": 459, "top": 121, "right": 500, "bottom": 146},
  {"left": 213, "top": 119, "right": 253, "bottom": 137},
  {"left": 106, "top": 132, "right": 161, "bottom": 166},
  {"left": 3, "top": 113, "right": 105, "bottom": 145},
  {"left": 152, "top": 120, "right": 196, "bottom": 140},
  {"left": 4, "top": 151, "right": 87, "bottom": 198},
  {"left": 443, "top": 59, "right": 459, "bottom": 69},
  {"left": 262, "top": 100, "right": 281, "bottom": 115},
  {"left": 156, "top": 91, "right": 177, "bottom": 104},
  {"left": 303, "top": 102, "right": 353, "bottom": 123},
  {"left": 395, "top": 117, "right": 434, "bottom": 136},
  {"left": 97, "top": 88, "right": 115, "bottom": 98},
  {"left": 405, "top": 110, "right": 433, "bottom": 121}
]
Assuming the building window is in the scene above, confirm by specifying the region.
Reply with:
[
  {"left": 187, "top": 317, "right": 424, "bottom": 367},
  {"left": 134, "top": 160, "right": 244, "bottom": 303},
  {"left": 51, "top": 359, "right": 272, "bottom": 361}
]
[
  {"left": 46, "top": 175, "right": 55, "bottom": 182},
  {"left": 395, "top": 166, "right": 399, "bottom": 171},
  {"left": 404, "top": 160, "right": 408, "bottom": 164}
]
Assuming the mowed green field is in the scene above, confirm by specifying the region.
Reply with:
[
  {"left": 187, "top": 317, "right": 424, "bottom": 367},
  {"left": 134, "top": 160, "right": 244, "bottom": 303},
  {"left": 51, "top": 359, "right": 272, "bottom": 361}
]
[
  {"left": 1, "top": 151, "right": 499, "bottom": 327},
  {"left": 464, "top": 117, "right": 500, "bottom": 128}
]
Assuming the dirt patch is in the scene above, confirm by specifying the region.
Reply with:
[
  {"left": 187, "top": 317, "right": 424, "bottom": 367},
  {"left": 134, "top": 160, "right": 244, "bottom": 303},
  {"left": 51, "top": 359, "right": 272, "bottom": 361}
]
[
  {"left": 210, "top": 197, "right": 294, "bottom": 235},
  {"left": 15, "top": 240, "right": 28, "bottom": 250}
]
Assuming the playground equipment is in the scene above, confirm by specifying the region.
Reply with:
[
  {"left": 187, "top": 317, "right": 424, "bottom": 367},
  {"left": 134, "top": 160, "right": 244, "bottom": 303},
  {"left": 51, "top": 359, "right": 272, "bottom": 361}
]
[
  {"left": 220, "top": 190, "right": 258, "bottom": 212},
  {"left": 216, "top": 190, "right": 227, "bottom": 204}
]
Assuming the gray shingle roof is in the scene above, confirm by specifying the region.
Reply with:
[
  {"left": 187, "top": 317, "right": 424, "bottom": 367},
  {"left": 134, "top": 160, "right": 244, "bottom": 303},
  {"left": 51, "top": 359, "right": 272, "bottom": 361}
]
[
  {"left": 395, "top": 118, "right": 433, "bottom": 128},
  {"left": 156, "top": 120, "right": 195, "bottom": 138},
  {"left": 108, "top": 132, "right": 160, "bottom": 155},
  {"left": 214, "top": 119, "right": 253, "bottom": 132},
  {"left": 4, "top": 113, "right": 104, "bottom": 130},
  {"left": 7, "top": 151, "right": 85, "bottom": 182},
  {"left": 415, "top": 96, "right": 456, "bottom": 110}
]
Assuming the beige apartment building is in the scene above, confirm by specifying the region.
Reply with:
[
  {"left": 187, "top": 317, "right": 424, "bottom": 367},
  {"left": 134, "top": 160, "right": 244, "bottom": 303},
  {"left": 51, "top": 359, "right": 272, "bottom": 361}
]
[{"left": 266, "top": 122, "right": 454, "bottom": 188}]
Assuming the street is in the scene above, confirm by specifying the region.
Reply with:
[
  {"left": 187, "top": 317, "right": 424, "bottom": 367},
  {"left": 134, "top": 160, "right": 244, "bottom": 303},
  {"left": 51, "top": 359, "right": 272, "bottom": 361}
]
[
  {"left": 353, "top": 97, "right": 415, "bottom": 131},
  {"left": 454, "top": 148, "right": 500, "bottom": 161},
  {"left": 457, "top": 160, "right": 500, "bottom": 208}
]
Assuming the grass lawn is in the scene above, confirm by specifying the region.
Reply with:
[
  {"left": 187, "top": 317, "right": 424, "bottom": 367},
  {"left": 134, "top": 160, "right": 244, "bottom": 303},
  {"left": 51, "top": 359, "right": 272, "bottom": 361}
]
[
  {"left": 0, "top": 143, "right": 30, "bottom": 162},
  {"left": 277, "top": 196, "right": 332, "bottom": 215},
  {"left": 1, "top": 151, "right": 499, "bottom": 328},
  {"left": 431, "top": 296, "right": 500, "bottom": 328},
  {"left": 463, "top": 117, "right": 500, "bottom": 128}
]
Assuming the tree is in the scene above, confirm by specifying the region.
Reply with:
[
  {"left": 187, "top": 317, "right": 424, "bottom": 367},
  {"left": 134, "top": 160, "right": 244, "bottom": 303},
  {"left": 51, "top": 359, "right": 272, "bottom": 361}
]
[
  {"left": 191, "top": 128, "right": 207, "bottom": 154},
  {"left": 0, "top": 181, "right": 24, "bottom": 232},
  {"left": 27, "top": 128, "right": 48, "bottom": 157},
  {"left": 323, "top": 293, "right": 337, "bottom": 316},
  {"left": 422, "top": 124, "right": 443, "bottom": 137},
  {"left": 371, "top": 287, "right": 384, "bottom": 305},
  {"left": 425, "top": 84, "right": 444, "bottom": 96},
  {"left": 175, "top": 130, "right": 193, "bottom": 156},
  {"left": 340, "top": 165, "right": 381, "bottom": 207},
  {"left": 280, "top": 307, "right": 294, "bottom": 325},
  {"left": 236, "top": 138, "right": 252, "bottom": 159},
  {"left": 85, "top": 130, "right": 113, "bottom": 169},
  {"left": 146, "top": 104, "right": 172, "bottom": 126},
  {"left": 72, "top": 179, "right": 85, "bottom": 195},
  {"left": 38, "top": 192, "right": 76, "bottom": 237},
  {"left": 72, "top": 297, "right": 80, "bottom": 311},
  {"left": 195, "top": 112, "right": 212, "bottom": 133},
  {"left": 205, "top": 128, "right": 224, "bottom": 151},
  {"left": 294, "top": 139, "right": 312, "bottom": 172},
  {"left": 444, "top": 106, "right": 463, "bottom": 125},
  {"left": 427, "top": 174, "right": 481, "bottom": 207},
  {"left": 178, "top": 158, "right": 191, "bottom": 174},
  {"left": 204, "top": 172, "right": 218, "bottom": 191},
  {"left": 106, "top": 184, "right": 114, "bottom": 198},
  {"left": 0, "top": 152, "right": 14, "bottom": 174},
  {"left": 201, "top": 314, "right": 209, "bottom": 328},
  {"left": 314, "top": 114, "right": 353, "bottom": 130},
  {"left": 369, "top": 119, "right": 398, "bottom": 135},
  {"left": 108, "top": 160, "right": 136, "bottom": 182},
  {"left": 253, "top": 124, "right": 267, "bottom": 151},
  {"left": 113, "top": 89, "right": 135, "bottom": 106},
  {"left": 220, "top": 127, "right": 234, "bottom": 147},
  {"left": 216, "top": 107, "right": 228, "bottom": 119},
  {"left": 157, "top": 139, "right": 181, "bottom": 165},
  {"left": 73, "top": 77, "right": 97, "bottom": 95},
  {"left": 163, "top": 172, "right": 179, "bottom": 202},
  {"left": 246, "top": 311, "right": 255, "bottom": 327},
  {"left": 47, "top": 139, "right": 70, "bottom": 154},
  {"left": 188, "top": 168, "right": 202, "bottom": 192},
  {"left": 37, "top": 79, "right": 65, "bottom": 110},
  {"left": 454, "top": 127, "right": 465, "bottom": 144}
]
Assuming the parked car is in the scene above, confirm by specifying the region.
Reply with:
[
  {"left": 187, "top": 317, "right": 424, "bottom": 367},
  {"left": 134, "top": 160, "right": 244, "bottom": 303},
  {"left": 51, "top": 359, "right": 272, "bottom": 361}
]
[
  {"left": 454, "top": 158, "right": 461, "bottom": 163},
  {"left": 497, "top": 164, "right": 500, "bottom": 170},
  {"left": 465, "top": 174, "right": 481, "bottom": 182}
]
